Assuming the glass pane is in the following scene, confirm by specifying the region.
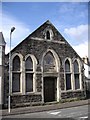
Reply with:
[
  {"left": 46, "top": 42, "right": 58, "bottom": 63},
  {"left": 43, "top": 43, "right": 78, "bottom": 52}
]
[
  {"left": 26, "top": 73, "right": 33, "bottom": 92},
  {"left": 74, "top": 74, "right": 80, "bottom": 89},
  {"left": 65, "top": 60, "right": 70, "bottom": 72},
  {"left": 74, "top": 60, "right": 79, "bottom": 73},
  {"left": 13, "top": 55, "right": 20, "bottom": 71},
  {"left": 44, "top": 52, "right": 56, "bottom": 72},
  {"left": 47, "top": 31, "right": 50, "bottom": 39},
  {"left": 25, "top": 57, "right": 33, "bottom": 71},
  {"left": 12, "top": 73, "right": 20, "bottom": 92},
  {"left": 66, "top": 74, "right": 71, "bottom": 90},
  {"left": 44, "top": 52, "right": 55, "bottom": 65}
]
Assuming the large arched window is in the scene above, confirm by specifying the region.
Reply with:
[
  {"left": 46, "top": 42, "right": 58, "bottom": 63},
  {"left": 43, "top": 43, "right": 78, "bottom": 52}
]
[
  {"left": 74, "top": 60, "right": 80, "bottom": 89},
  {"left": 43, "top": 52, "right": 56, "bottom": 72},
  {"left": 12, "top": 55, "right": 21, "bottom": 93},
  {"left": 65, "top": 59, "right": 71, "bottom": 90},
  {"left": 25, "top": 56, "right": 33, "bottom": 92}
]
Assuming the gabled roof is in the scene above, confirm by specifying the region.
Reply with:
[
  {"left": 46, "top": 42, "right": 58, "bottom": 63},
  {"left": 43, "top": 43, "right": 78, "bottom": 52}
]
[
  {"left": 0, "top": 32, "right": 6, "bottom": 46},
  {"left": 6, "top": 20, "right": 83, "bottom": 61},
  {"left": 28, "top": 20, "right": 65, "bottom": 42}
]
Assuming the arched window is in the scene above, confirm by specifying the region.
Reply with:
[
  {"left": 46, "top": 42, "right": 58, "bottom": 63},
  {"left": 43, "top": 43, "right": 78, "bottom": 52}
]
[
  {"left": 74, "top": 60, "right": 80, "bottom": 89},
  {"left": 12, "top": 55, "right": 20, "bottom": 71},
  {"left": 43, "top": 52, "right": 56, "bottom": 72},
  {"left": 25, "top": 57, "right": 33, "bottom": 71},
  {"left": 46, "top": 31, "right": 50, "bottom": 39},
  {"left": 65, "top": 60, "right": 70, "bottom": 72},
  {"left": 12, "top": 55, "right": 21, "bottom": 93},
  {"left": 25, "top": 56, "right": 33, "bottom": 92},
  {"left": 65, "top": 59, "right": 71, "bottom": 90}
]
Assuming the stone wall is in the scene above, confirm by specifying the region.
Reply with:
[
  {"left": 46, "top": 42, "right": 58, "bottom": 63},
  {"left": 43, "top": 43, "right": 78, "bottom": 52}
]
[
  {"left": 11, "top": 94, "right": 42, "bottom": 108},
  {"left": 4, "top": 21, "right": 86, "bottom": 107},
  {"left": 61, "top": 91, "right": 85, "bottom": 99}
]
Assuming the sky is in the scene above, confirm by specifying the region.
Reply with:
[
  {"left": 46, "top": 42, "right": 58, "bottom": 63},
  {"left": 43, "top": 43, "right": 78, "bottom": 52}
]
[{"left": 0, "top": 1, "right": 89, "bottom": 58}]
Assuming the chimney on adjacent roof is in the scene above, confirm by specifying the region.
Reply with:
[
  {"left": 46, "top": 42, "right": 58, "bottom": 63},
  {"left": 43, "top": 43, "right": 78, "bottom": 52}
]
[{"left": 82, "top": 56, "right": 89, "bottom": 65}]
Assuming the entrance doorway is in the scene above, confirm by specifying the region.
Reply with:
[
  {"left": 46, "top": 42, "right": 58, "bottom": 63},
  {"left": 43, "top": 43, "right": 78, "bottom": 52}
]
[{"left": 44, "top": 77, "right": 57, "bottom": 102}]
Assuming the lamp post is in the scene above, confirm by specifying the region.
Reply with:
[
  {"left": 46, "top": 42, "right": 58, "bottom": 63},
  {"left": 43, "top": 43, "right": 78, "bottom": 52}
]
[{"left": 8, "top": 27, "right": 15, "bottom": 113}]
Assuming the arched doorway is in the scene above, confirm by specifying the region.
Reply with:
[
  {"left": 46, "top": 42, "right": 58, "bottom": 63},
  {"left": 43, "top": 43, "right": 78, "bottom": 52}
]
[{"left": 42, "top": 50, "right": 60, "bottom": 102}]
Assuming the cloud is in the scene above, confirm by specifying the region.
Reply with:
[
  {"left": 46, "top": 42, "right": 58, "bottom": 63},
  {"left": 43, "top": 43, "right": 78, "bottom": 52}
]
[
  {"left": 64, "top": 24, "right": 88, "bottom": 45},
  {"left": 2, "top": 11, "right": 31, "bottom": 54},
  {"left": 73, "top": 41, "right": 88, "bottom": 58},
  {"left": 63, "top": 24, "right": 88, "bottom": 58}
]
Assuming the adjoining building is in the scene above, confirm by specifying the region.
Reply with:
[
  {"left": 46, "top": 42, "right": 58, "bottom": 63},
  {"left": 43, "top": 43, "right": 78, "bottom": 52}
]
[
  {"left": 1, "top": 20, "right": 86, "bottom": 108},
  {"left": 0, "top": 32, "right": 6, "bottom": 107},
  {"left": 82, "top": 56, "right": 90, "bottom": 98}
]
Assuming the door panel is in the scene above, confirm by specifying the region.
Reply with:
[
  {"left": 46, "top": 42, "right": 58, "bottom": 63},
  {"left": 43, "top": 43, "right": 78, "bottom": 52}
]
[{"left": 44, "top": 77, "right": 56, "bottom": 102}]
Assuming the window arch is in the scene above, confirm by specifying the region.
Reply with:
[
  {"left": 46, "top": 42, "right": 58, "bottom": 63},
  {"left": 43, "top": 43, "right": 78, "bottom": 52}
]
[
  {"left": 65, "top": 59, "right": 72, "bottom": 90},
  {"left": 43, "top": 28, "right": 53, "bottom": 40},
  {"left": 12, "top": 55, "right": 20, "bottom": 71},
  {"left": 25, "top": 54, "right": 37, "bottom": 93},
  {"left": 12, "top": 55, "right": 21, "bottom": 93},
  {"left": 74, "top": 60, "right": 80, "bottom": 89},
  {"left": 25, "top": 57, "right": 33, "bottom": 71},
  {"left": 25, "top": 56, "right": 33, "bottom": 92},
  {"left": 65, "top": 59, "right": 70, "bottom": 72},
  {"left": 74, "top": 60, "right": 79, "bottom": 72},
  {"left": 43, "top": 51, "right": 56, "bottom": 72}
]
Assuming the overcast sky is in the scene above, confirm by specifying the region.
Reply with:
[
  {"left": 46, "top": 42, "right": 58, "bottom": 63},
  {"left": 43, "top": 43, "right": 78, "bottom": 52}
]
[{"left": 0, "top": 1, "right": 88, "bottom": 58}]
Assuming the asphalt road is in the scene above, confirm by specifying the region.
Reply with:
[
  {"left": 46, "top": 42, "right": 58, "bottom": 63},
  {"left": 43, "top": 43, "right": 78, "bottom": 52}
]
[{"left": 2, "top": 105, "right": 89, "bottom": 120}]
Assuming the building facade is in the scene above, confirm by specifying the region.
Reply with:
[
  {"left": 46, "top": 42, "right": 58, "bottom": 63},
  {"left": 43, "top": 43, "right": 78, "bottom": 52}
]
[
  {"left": 0, "top": 32, "right": 6, "bottom": 106},
  {"left": 82, "top": 56, "right": 90, "bottom": 98},
  {"left": 3, "top": 20, "right": 86, "bottom": 108}
]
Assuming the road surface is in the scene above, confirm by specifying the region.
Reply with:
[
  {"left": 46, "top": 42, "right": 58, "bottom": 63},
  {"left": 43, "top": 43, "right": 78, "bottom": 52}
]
[{"left": 2, "top": 105, "right": 89, "bottom": 120}]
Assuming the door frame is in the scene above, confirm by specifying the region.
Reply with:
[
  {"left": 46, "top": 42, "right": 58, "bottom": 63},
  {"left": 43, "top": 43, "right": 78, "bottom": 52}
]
[{"left": 42, "top": 74, "right": 60, "bottom": 103}]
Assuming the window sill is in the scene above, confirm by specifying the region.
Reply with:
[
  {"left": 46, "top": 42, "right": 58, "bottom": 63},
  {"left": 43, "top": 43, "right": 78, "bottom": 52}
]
[
  {"left": 25, "top": 92, "right": 41, "bottom": 95},
  {"left": 62, "top": 89, "right": 82, "bottom": 93},
  {"left": 11, "top": 92, "right": 22, "bottom": 96}
]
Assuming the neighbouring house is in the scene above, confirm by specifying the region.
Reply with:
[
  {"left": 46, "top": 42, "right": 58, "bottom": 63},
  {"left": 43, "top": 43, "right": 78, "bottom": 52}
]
[
  {"left": 0, "top": 32, "right": 6, "bottom": 107},
  {"left": 0, "top": 20, "right": 86, "bottom": 108},
  {"left": 82, "top": 56, "right": 90, "bottom": 98}
]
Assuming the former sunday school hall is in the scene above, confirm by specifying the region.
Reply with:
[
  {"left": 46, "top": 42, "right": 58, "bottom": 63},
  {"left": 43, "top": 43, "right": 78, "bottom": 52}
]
[{"left": 0, "top": 20, "right": 86, "bottom": 108}]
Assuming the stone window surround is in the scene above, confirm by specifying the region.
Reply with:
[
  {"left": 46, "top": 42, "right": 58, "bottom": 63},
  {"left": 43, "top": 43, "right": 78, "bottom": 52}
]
[
  {"left": 25, "top": 54, "right": 37, "bottom": 94},
  {"left": 64, "top": 58, "right": 82, "bottom": 92},
  {"left": 73, "top": 58, "right": 82, "bottom": 90},
  {"left": 43, "top": 27, "right": 54, "bottom": 40},
  {"left": 64, "top": 58, "right": 73, "bottom": 91},
  {"left": 11, "top": 53, "right": 38, "bottom": 95},
  {"left": 41, "top": 49, "right": 60, "bottom": 102},
  {"left": 11, "top": 53, "right": 23, "bottom": 95}
]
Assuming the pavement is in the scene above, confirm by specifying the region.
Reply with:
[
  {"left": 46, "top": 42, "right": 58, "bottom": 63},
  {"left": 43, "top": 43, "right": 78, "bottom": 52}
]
[{"left": 1, "top": 99, "right": 90, "bottom": 116}]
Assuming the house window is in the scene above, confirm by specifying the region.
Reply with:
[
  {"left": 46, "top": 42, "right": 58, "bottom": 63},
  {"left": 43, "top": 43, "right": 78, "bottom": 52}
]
[
  {"left": 74, "top": 60, "right": 80, "bottom": 89},
  {"left": 46, "top": 31, "right": 50, "bottom": 39},
  {"left": 12, "top": 55, "right": 21, "bottom": 93},
  {"left": 25, "top": 56, "right": 33, "bottom": 92},
  {"left": 65, "top": 59, "right": 71, "bottom": 90},
  {"left": 43, "top": 52, "right": 56, "bottom": 72}
]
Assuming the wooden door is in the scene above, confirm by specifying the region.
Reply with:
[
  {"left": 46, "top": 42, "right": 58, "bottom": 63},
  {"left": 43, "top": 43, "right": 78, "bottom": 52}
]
[{"left": 44, "top": 77, "right": 56, "bottom": 102}]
